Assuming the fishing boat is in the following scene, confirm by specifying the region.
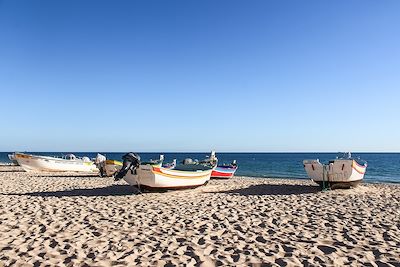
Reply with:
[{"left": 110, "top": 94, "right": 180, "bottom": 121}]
[
  {"left": 115, "top": 153, "right": 213, "bottom": 190},
  {"left": 211, "top": 162, "right": 238, "bottom": 179},
  {"left": 14, "top": 152, "right": 99, "bottom": 173},
  {"left": 94, "top": 154, "right": 123, "bottom": 177},
  {"left": 202, "top": 152, "right": 237, "bottom": 179},
  {"left": 303, "top": 152, "right": 367, "bottom": 189},
  {"left": 8, "top": 153, "right": 19, "bottom": 165}
]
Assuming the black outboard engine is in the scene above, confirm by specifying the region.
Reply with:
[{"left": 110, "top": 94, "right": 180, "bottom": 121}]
[{"left": 115, "top": 153, "right": 141, "bottom": 181}]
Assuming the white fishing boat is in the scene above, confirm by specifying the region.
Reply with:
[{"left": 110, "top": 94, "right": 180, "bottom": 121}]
[
  {"left": 115, "top": 153, "right": 213, "bottom": 190},
  {"left": 303, "top": 152, "right": 367, "bottom": 189},
  {"left": 14, "top": 152, "right": 99, "bottom": 173}
]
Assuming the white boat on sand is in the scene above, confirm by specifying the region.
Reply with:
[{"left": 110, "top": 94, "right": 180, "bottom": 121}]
[
  {"left": 303, "top": 152, "right": 367, "bottom": 189},
  {"left": 115, "top": 153, "right": 213, "bottom": 191},
  {"left": 15, "top": 152, "right": 99, "bottom": 173}
]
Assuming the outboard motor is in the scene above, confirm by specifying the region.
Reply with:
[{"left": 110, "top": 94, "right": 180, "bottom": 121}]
[{"left": 115, "top": 153, "right": 141, "bottom": 181}]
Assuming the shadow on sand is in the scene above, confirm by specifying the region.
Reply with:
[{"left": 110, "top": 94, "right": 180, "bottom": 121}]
[
  {"left": 36, "top": 174, "right": 100, "bottom": 178},
  {"left": 4, "top": 185, "right": 138, "bottom": 197},
  {"left": 212, "top": 183, "right": 320, "bottom": 196},
  {"left": 0, "top": 166, "right": 25, "bottom": 172},
  {"left": 0, "top": 170, "right": 25, "bottom": 172}
]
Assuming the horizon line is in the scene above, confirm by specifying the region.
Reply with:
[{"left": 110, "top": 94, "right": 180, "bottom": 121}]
[{"left": 2, "top": 151, "right": 400, "bottom": 154}]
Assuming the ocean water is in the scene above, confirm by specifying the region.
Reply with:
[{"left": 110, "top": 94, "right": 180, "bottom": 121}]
[{"left": 1, "top": 152, "right": 399, "bottom": 184}]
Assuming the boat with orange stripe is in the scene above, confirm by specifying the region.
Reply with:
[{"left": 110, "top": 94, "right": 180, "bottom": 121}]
[
  {"left": 303, "top": 152, "right": 367, "bottom": 189},
  {"left": 115, "top": 152, "right": 213, "bottom": 191}
]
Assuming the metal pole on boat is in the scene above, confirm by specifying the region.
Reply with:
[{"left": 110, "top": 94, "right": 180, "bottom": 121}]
[{"left": 322, "top": 165, "right": 329, "bottom": 191}]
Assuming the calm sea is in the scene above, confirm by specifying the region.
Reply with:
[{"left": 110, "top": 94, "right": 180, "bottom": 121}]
[{"left": 1, "top": 152, "right": 399, "bottom": 184}]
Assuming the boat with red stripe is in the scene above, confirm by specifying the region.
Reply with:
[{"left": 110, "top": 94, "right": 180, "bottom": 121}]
[{"left": 211, "top": 163, "right": 238, "bottom": 179}]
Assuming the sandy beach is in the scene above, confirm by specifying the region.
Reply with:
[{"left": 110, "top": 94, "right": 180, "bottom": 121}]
[{"left": 0, "top": 166, "right": 399, "bottom": 266}]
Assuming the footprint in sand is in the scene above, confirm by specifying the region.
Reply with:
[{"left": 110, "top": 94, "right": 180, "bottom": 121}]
[{"left": 317, "top": 245, "right": 337, "bottom": 254}]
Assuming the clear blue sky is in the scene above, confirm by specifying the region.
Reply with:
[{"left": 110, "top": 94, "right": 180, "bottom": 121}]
[{"left": 0, "top": 0, "right": 399, "bottom": 152}]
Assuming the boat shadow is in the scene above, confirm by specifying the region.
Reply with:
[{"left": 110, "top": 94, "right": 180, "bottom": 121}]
[
  {"left": 211, "top": 183, "right": 320, "bottom": 196},
  {"left": 36, "top": 174, "right": 100, "bottom": 178},
  {"left": 0, "top": 166, "right": 25, "bottom": 172},
  {"left": 4, "top": 185, "right": 138, "bottom": 197}
]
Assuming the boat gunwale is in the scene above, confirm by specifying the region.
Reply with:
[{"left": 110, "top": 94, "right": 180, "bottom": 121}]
[{"left": 15, "top": 152, "right": 93, "bottom": 164}]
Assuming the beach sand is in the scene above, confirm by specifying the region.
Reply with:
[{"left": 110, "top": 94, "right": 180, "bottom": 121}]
[{"left": 0, "top": 166, "right": 399, "bottom": 266}]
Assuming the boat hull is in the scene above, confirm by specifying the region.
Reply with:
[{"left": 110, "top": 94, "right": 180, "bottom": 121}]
[
  {"left": 123, "top": 165, "right": 212, "bottom": 190},
  {"left": 15, "top": 153, "right": 98, "bottom": 173},
  {"left": 211, "top": 166, "right": 237, "bottom": 179},
  {"left": 315, "top": 180, "right": 363, "bottom": 189},
  {"left": 303, "top": 159, "right": 367, "bottom": 188}
]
